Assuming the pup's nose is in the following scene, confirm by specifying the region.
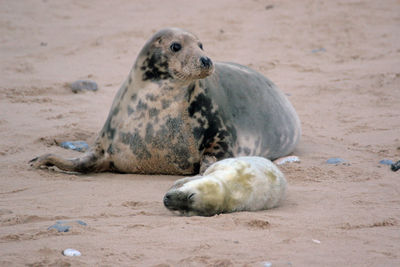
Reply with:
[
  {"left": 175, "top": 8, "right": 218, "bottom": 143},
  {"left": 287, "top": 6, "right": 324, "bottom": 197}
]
[
  {"left": 200, "top": 57, "right": 213, "bottom": 68},
  {"left": 163, "top": 193, "right": 172, "bottom": 207}
]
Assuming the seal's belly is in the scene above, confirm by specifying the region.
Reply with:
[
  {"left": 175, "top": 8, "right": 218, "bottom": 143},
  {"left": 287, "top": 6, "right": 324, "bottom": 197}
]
[
  {"left": 105, "top": 110, "right": 201, "bottom": 175},
  {"left": 111, "top": 133, "right": 201, "bottom": 175}
]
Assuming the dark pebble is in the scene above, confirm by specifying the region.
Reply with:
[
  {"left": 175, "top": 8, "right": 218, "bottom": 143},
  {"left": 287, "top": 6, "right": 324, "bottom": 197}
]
[
  {"left": 391, "top": 160, "right": 400, "bottom": 172},
  {"left": 70, "top": 80, "right": 98, "bottom": 93}
]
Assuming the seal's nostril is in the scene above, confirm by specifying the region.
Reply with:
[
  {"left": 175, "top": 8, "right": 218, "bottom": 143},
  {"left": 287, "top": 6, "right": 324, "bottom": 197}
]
[
  {"left": 163, "top": 194, "right": 171, "bottom": 207},
  {"left": 200, "top": 57, "right": 212, "bottom": 68}
]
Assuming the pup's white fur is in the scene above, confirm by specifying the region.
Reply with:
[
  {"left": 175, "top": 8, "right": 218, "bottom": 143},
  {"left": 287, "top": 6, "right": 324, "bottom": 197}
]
[{"left": 163, "top": 156, "right": 287, "bottom": 216}]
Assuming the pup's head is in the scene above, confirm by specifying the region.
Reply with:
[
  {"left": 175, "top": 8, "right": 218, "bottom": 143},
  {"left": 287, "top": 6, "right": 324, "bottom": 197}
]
[{"left": 163, "top": 176, "right": 224, "bottom": 216}]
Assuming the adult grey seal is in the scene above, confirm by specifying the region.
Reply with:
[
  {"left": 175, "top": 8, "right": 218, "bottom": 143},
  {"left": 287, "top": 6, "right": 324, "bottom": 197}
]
[
  {"left": 31, "top": 28, "right": 301, "bottom": 175},
  {"left": 163, "top": 156, "right": 287, "bottom": 216}
]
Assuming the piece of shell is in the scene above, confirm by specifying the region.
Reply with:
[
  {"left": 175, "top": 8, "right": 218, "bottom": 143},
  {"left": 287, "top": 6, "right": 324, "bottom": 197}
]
[
  {"left": 275, "top": 156, "right": 300, "bottom": 165},
  {"left": 63, "top": 248, "right": 81, "bottom": 257}
]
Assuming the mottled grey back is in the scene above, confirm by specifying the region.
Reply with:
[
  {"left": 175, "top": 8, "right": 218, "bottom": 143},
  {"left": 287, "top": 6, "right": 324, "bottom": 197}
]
[{"left": 204, "top": 62, "right": 301, "bottom": 159}]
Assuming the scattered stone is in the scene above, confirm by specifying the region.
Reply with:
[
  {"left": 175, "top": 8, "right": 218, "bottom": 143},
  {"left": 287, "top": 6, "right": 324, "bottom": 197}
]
[
  {"left": 69, "top": 80, "right": 98, "bottom": 93},
  {"left": 263, "top": 262, "right": 272, "bottom": 267},
  {"left": 275, "top": 156, "right": 300, "bottom": 165},
  {"left": 312, "top": 239, "right": 321, "bottom": 244},
  {"left": 60, "top": 141, "right": 89, "bottom": 152},
  {"left": 391, "top": 160, "right": 400, "bottom": 172},
  {"left": 63, "top": 248, "right": 81, "bottom": 257},
  {"left": 265, "top": 5, "right": 274, "bottom": 10},
  {"left": 326, "top": 157, "right": 346, "bottom": 165},
  {"left": 57, "top": 220, "right": 87, "bottom": 226},
  {"left": 48, "top": 220, "right": 87, "bottom": 232},
  {"left": 379, "top": 159, "right": 394, "bottom": 165},
  {"left": 48, "top": 223, "right": 70, "bottom": 232},
  {"left": 311, "top": 48, "right": 326, "bottom": 53}
]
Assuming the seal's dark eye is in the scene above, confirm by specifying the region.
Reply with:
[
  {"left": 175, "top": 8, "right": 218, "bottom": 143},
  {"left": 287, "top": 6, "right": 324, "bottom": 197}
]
[
  {"left": 170, "top": 42, "right": 182, "bottom": 52},
  {"left": 199, "top": 43, "right": 203, "bottom": 50}
]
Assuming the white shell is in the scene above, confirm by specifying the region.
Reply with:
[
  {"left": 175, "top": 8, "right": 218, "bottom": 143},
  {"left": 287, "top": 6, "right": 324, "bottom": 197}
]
[
  {"left": 63, "top": 248, "right": 81, "bottom": 257},
  {"left": 274, "top": 156, "right": 300, "bottom": 165}
]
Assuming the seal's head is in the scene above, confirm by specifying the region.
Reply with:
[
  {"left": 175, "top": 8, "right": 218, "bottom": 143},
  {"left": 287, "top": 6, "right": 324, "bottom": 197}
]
[
  {"left": 163, "top": 176, "right": 225, "bottom": 216},
  {"left": 135, "top": 28, "right": 214, "bottom": 83}
]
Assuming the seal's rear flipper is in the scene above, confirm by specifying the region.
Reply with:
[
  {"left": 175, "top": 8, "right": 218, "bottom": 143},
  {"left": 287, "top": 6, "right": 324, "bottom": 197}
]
[{"left": 29, "top": 151, "right": 106, "bottom": 173}]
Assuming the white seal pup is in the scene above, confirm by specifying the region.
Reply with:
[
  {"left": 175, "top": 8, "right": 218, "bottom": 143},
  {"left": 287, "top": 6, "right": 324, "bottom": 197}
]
[
  {"left": 163, "top": 156, "right": 287, "bottom": 216},
  {"left": 31, "top": 28, "right": 300, "bottom": 175}
]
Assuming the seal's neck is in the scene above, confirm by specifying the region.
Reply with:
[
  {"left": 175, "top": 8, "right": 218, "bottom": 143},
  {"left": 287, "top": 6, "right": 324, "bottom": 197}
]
[
  {"left": 132, "top": 50, "right": 172, "bottom": 83},
  {"left": 128, "top": 66, "right": 199, "bottom": 101}
]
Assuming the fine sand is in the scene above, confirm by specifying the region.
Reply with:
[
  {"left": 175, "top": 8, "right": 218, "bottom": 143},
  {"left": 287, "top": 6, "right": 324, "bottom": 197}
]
[{"left": 0, "top": 0, "right": 399, "bottom": 266}]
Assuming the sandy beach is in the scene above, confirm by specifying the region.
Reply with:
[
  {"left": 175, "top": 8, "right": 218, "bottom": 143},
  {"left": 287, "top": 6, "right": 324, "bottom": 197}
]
[{"left": 0, "top": 0, "right": 399, "bottom": 266}]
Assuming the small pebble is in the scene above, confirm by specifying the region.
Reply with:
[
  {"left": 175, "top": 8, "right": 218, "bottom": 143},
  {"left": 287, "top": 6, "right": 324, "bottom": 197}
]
[
  {"left": 311, "top": 48, "right": 326, "bottom": 53},
  {"left": 263, "top": 262, "right": 272, "bottom": 267},
  {"left": 275, "top": 156, "right": 300, "bottom": 165},
  {"left": 56, "top": 220, "right": 87, "bottom": 226},
  {"left": 312, "top": 239, "right": 321, "bottom": 244},
  {"left": 48, "top": 224, "right": 70, "bottom": 232},
  {"left": 63, "top": 248, "right": 81, "bottom": 257},
  {"left": 69, "top": 79, "right": 98, "bottom": 93},
  {"left": 326, "top": 157, "right": 346, "bottom": 164},
  {"left": 60, "top": 141, "right": 89, "bottom": 152},
  {"left": 379, "top": 159, "right": 394, "bottom": 165},
  {"left": 48, "top": 220, "right": 87, "bottom": 232},
  {"left": 391, "top": 160, "right": 400, "bottom": 172}
]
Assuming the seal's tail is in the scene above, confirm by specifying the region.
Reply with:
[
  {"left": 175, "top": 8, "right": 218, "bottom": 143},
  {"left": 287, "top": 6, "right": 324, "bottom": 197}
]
[{"left": 30, "top": 150, "right": 106, "bottom": 173}]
